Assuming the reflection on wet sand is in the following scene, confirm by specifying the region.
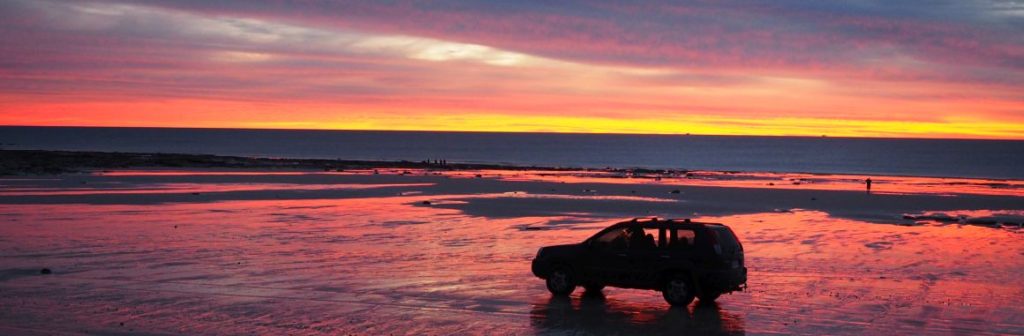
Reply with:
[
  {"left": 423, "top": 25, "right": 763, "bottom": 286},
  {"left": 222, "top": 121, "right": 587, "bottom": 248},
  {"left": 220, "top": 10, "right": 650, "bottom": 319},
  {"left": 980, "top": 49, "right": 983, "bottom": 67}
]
[
  {"left": 0, "top": 170, "right": 1022, "bottom": 334},
  {"left": 448, "top": 169, "right": 1024, "bottom": 197},
  {"left": 531, "top": 293, "right": 744, "bottom": 335}
]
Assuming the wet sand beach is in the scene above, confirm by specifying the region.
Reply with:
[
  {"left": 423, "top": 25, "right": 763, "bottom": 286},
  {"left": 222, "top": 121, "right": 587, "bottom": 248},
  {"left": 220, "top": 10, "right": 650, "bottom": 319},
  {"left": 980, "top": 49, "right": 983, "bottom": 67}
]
[
  {"left": 1, "top": 168, "right": 1022, "bottom": 335},
  {"left": 5, "top": 0, "right": 1024, "bottom": 334}
]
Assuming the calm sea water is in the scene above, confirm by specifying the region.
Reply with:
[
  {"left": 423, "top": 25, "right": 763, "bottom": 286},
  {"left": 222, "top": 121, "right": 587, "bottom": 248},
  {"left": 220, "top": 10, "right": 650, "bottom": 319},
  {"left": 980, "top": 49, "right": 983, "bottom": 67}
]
[{"left": 2, "top": 126, "right": 1022, "bottom": 179}]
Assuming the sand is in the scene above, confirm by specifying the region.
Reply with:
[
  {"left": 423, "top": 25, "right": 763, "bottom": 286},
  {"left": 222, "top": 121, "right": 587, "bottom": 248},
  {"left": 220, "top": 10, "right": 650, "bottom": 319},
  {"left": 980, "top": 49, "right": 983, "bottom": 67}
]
[{"left": 0, "top": 168, "right": 1022, "bottom": 335}]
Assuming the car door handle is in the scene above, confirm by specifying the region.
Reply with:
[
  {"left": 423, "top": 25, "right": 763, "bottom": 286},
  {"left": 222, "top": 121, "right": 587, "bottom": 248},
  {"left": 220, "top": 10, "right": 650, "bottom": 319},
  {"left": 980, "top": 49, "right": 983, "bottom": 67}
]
[
  {"left": 660, "top": 255, "right": 670, "bottom": 259},
  {"left": 616, "top": 253, "right": 628, "bottom": 257}
]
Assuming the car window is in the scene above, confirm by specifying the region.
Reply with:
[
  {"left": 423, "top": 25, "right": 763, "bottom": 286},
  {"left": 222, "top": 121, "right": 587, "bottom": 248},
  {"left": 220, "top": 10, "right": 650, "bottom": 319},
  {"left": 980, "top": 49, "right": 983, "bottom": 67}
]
[
  {"left": 592, "top": 225, "right": 660, "bottom": 250},
  {"left": 593, "top": 227, "right": 630, "bottom": 249},
  {"left": 709, "top": 226, "right": 741, "bottom": 251},
  {"left": 667, "top": 228, "right": 696, "bottom": 250},
  {"left": 626, "top": 225, "right": 657, "bottom": 250}
]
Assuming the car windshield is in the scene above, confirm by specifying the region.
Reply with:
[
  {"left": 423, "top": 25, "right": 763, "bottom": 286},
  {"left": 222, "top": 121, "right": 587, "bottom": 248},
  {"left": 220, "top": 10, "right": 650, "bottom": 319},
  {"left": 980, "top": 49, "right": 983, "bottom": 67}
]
[
  {"left": 593, "top": 227, "right": 630, "bottom": 249},
  {"left": 591, "top": 225, "right": 658, "bottom": 249}
]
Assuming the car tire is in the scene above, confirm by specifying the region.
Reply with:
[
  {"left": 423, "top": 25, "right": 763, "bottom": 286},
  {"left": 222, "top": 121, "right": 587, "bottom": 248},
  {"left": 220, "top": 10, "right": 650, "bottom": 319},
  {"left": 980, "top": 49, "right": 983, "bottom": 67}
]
[
  {"left": 698, "top": 291, "right": 721, "bottom": 302},
  {"left": 583, "top": 284, "right": 605, "bottom": 293},
  {"left": 662, "top": 274, "right": 695, "bottom": 306},
  {"left": 545, "top": 266, "right": 576, "bottom": 296}
]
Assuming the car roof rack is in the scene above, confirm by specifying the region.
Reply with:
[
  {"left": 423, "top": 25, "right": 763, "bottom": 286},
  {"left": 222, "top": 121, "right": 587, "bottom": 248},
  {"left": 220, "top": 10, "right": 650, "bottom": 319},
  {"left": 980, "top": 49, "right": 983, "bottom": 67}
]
[
  {"left": 630, "top": 216, "right": 661, "bottom": 222},
  {"left": 628, "top": 217, "right": 698, "bottom": 224}
]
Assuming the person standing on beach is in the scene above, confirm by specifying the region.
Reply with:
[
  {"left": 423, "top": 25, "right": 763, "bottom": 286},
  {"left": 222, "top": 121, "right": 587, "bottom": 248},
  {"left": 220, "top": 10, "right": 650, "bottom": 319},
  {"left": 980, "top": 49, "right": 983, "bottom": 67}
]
[{"left": 865, "top": 178, "right": 872, "bottom": 192}]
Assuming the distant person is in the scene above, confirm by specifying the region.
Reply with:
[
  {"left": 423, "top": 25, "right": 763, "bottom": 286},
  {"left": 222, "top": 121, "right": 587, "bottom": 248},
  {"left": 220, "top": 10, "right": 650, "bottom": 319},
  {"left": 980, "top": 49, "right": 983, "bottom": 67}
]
[{"left": 865, "top": 178, "right": 872, "bottom": 192}]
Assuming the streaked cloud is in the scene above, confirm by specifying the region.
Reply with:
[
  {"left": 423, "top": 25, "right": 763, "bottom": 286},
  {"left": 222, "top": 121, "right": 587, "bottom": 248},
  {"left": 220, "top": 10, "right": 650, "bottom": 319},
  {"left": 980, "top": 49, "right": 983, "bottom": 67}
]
[{"left": 0, "top": 0, "right": 1022, "bottom": 138}]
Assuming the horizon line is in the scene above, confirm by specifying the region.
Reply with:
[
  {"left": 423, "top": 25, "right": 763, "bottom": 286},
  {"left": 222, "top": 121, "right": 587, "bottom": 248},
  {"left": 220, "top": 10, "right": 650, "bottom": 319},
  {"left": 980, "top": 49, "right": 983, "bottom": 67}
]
[{"left": 3, "top": 124, "right": 1023, "bottom": 142}]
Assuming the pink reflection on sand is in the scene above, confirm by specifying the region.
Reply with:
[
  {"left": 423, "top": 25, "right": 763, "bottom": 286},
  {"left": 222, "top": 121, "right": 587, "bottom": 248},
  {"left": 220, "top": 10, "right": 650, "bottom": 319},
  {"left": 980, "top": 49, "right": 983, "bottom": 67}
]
[
  {"left": 697, "top": 210, "right": 1023, "bottom": 283},
  {"left": 0, "top": 182, "right": 434, "bottom": 196},
  {"left": 902, "top": 209, "right": 1024, "bottom": 229},
  {"left": 694, "top": 210, "right": 1024, "bottom": 333},
  {"left": 465, "top": 191, "right": 678, "bottom": 203},
  {"left": 73, "top": 168, "right": 1024, "bottom": 197},
  {"left": 443, "top": 169, "right": 1024, "bottom": 197},
  {"left": 93, "top": 169, "right": 426, "bottom": 177},
  {"left": 94, "top": 170, "right": 358, "bottom": 176},
  {"left": 1, "top": 179, "right": 1022, "bottom": 334}
]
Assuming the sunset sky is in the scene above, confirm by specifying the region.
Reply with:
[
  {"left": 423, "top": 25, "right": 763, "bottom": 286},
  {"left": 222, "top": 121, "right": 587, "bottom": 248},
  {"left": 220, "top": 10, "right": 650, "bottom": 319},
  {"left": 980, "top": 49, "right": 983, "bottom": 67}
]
[{"left": 1, "top": 1, "right": 1023, "bottom": 139}]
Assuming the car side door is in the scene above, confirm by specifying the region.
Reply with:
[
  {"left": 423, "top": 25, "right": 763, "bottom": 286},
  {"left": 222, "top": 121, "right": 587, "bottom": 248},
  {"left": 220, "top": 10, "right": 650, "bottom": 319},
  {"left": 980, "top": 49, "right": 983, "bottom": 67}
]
[
  {"left": 662, "top": 227, "right": 700, "bottom": 272},
  {"left": 582, "top": 226, "right": 632, "bottom": 285},
  {"left": 619, "top": 224, "right": 665, "bottom": 287}
]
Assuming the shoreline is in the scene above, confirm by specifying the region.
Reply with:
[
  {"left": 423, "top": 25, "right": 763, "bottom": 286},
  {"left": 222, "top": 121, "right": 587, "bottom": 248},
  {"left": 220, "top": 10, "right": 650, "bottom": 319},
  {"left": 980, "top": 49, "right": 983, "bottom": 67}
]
[
  {"left": 2, "top": 149, "right": 1022, "bottom": 182},
  {"left": 0, "top": 149, "right": 588, "bottom": 176},
  {"left": 2, "top": 156, "right": 1022, "bottom": 229}
]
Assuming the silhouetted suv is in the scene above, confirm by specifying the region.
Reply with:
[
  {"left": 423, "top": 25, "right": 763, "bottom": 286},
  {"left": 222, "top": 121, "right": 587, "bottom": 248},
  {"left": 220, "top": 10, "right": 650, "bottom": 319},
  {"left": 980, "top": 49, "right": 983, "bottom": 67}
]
[{"left": 531, "top": 218, "right": 747, "bottom": 306}]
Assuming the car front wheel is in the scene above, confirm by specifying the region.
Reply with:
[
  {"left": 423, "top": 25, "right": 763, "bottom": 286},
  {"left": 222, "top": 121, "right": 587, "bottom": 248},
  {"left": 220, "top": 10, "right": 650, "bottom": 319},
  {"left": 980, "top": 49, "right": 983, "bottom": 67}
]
[
  {"left": 698, "top": 291, "right": 721, "bottom": 302},
  {"left": 546, "top": 267, "right": 576, "bottom": 296},
  {"left": 662, "top": 274, "right": 695, "bottom": 306}
]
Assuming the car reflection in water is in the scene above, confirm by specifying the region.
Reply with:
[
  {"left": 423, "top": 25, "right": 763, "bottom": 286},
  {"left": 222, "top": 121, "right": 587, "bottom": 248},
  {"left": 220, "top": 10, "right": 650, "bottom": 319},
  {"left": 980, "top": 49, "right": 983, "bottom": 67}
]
[{"left": 530, "top": 291, "right": 745, "bottom": 335}]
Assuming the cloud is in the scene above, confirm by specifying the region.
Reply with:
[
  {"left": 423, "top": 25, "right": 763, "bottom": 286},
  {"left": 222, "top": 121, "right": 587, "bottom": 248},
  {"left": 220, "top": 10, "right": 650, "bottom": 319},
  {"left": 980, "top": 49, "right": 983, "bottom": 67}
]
[
  {"left": 0, "top": 0, "right": 1022, "bottom": 138},
  {"left": 100, "top": 1, "right": 1024, "bottom": 74}
]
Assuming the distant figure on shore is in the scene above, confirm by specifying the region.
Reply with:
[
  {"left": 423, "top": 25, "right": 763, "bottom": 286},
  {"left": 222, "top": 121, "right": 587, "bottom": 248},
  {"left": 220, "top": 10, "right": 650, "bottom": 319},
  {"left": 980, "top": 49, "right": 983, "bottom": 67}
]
[{"left": 865, "top": 178, "right": 872, "bottom": 192}]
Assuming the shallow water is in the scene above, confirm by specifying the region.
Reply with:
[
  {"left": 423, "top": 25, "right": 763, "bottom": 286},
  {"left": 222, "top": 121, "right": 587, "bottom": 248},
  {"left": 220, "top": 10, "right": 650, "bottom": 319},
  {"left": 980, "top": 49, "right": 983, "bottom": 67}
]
[{"left": 0, "top": 171, "right": 1022, "bottom": 335}]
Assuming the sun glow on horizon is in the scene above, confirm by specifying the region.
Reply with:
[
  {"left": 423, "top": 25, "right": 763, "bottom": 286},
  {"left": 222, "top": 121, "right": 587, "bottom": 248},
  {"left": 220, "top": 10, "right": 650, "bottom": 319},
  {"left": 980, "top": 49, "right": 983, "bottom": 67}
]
[{"left": 6, "top": 102, "right": 1023, "bottom": 140}]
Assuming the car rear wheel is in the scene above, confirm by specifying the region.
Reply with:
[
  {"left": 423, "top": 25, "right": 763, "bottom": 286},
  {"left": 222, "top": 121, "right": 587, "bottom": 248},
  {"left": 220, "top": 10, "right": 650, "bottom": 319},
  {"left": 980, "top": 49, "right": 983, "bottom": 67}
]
[
  {"left": 545, "top": 267, "right": 576, "bottom": 296},
  {"left": 662, "top": 274, "right": 695, "bottom": 306}
]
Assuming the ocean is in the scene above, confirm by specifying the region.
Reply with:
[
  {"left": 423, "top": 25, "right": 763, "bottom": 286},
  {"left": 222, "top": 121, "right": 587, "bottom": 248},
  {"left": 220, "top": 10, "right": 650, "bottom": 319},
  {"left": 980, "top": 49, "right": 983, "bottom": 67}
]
[{"left": 2, "top": 126, "right": 1022, "bottom": 180}]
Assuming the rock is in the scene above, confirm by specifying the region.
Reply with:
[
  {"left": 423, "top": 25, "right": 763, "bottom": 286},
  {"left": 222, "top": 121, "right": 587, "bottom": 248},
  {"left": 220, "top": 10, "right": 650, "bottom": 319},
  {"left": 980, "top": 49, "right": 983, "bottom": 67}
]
[
  {"left": 40, "top": 268, "right": 51, "bottom": 275},
  {"left": 421, "top": 201, "right": 432, "bottom": 205},
  {"left": 965, "top": 218, "right": 998, "bottom": 225}
]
